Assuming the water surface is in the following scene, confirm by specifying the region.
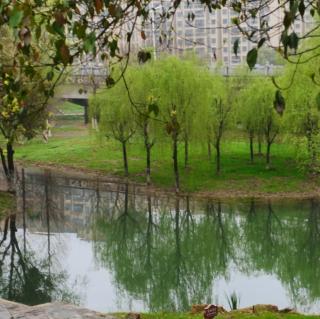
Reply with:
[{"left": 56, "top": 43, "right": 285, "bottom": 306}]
[{"left": 0, "top": 168, "right": 319, "bottom": 314}]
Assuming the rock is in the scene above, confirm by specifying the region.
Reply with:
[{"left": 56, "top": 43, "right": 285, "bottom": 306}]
[
  {"left": 191, "top": 304, "right": 208, "bottom": 314},
  {"left": 126, "top": 312, "right": 141, "bottom": 319},
  {"left": 279, "top": 308, "right": 297, "bottom": 314},
  {"left": 191, "top": 304, "right": 227, "bottom": 314},
  {"left": 253, "top": 304, "right": 279, "bottom": 313},
  {"left": 232, "top": 307, "right": 253, "bottom": 314}
]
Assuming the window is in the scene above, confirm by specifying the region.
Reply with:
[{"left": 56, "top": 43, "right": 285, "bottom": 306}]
[
  {"left": 232, "top": 56, "right": 241, "bottom": 64},
  {"left": 196, "top": 28, "right": 205, "bottom": 35},
  {"left": 223, "top": 18, "right": 228, "bottom": 24},
  {"left": 196, "top": 47, "right": 205, "bottom": 56},
  {"left": 185, "top": 29, "right": 193, "bottom": 36},
  {"left": 195, "top": 19, "right": 204, "bottom": 28}
]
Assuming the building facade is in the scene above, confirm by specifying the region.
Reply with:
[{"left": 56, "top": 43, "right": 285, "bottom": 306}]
[{"left": 120, "top": 0, "right": 315, "bottom": 66}]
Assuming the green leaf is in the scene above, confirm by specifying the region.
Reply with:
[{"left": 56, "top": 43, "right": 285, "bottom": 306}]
[
  {"left": 84, "top": 32, "right": 96, "bottom": 53},
  {"left": 108, "top": 39, "right": 118, "bottom": 57},
  {"left": 246, "top": 48, "right": 258, "bottom": 70},
  {"left": 148, "top": 102, "right": 159, "bottom": 116},
  {"left": 283, "top": 11, "right": 293, "bottom": 30},
  {"left": 288, "top": 32, "right": 299, "bottom": 51},
  {"left": 233, "top": 39, "right": 239, "bottom": 57},
  {"left": 9, "top": 7, "right": 24, "bottom": 28},
  {"left": 274, "top": 90, "right": 285, "bottom": 116},
  {"left": 106, "top": 76, "right": 115, "bottom": 88},
  {"left": 257, "top": 38, "right": 266, "bottom": 48},
  {"left": 46, "top": 71, "right": 54, "bottom": 81},
  {"left": 299, "top": 0, "right": 306, "bottom": 19}
]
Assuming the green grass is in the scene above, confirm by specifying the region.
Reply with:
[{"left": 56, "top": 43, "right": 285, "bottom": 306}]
[
  {"left": 57, "top": 101, "right": 84, "bottom": 114},
  {"left": 115, "top": 312, "right": 319, "bottom": 319},
  {"left": 14, "top": 123, "right": 317, "bottom": 195}
]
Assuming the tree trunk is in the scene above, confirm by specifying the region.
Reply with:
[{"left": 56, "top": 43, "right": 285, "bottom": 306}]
[
  {"left": 258, "top": 135, "right": 262, "bottom": 155},
  {"left": 266, "top": 142, "right": 271, "bottom": 168},
  {"left": 122, "top": 141, "right": 129, "bottom": 177},
  {"left": 173, "top": 134, "right": 180, "bottom": 192},
  {"left": 208, "top": 140, "right": 212, "bottom": 160},
  {"left": 7, "top": 142, "right": 14, "bottom": 178},
  {"left": 0, "top": 148, "right": 9, "bottom": 178},
  {"left": 249, "top": 133, "right": 254, "bottom": 164},
  {"left": 146, "top": 145, "right": 151, "bottom": 185},
  {"left": 5, "top": 142, "right": 15, "bottom": 192},
  {"left": 215, "top": 139, "right": 221, "bottom": 174},
  {"left": 144, "top": 122, "right": 152, "bottom": 185},
  {"left": 184, "top": 138, "right": 189, "bottom": 168}
]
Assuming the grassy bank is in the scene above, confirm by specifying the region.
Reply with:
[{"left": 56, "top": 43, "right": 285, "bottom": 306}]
[
  {"left": 14, "top": 120, "right": 320, "bottom": 196},
  {"left": 116, "top": 312, "right": 319, "bottom": 319}
]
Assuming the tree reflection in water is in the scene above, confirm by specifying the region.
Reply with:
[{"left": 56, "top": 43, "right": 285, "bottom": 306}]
[
  {"left": 1, "top": 170, "right": 320, "bottom": 313},
  {"left": 93, "top": 190, "right": 320, "bottom": 312},
  {"left": 93, "top": 187, "right": 239, "bottom": 311},
  {"left": 0, "top": 170, "right": 80, "bottom": 306}
]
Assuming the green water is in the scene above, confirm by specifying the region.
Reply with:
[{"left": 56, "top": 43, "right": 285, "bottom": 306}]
[{"left": 0, "top": 169, "right": 319, "bottom": 313}]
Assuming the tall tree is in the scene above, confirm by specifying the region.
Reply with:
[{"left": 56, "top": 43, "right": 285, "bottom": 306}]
[
  {"left": 201, "top": 74, "right": 231, "bottom": 174},
  {"left": 97, "top": 81, "right": 136, "bottom": 177},
  {"left": 0, "top": 27, "right": 54, "bottom": 189},
  {"left": 283, "top": 54, "right": 320, "bottom": 173},
  {"left": 237, "top": 78, "right": 272, "bottom": 163},
  {"left": 156, "top": 57, "right": 206, "bottom": 190},
  {"left": 128, "top": 64, "right": 160, "bottom": 185}
]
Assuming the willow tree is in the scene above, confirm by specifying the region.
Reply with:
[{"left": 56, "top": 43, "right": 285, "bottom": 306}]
[
  {"left": 237, "top": 79, "right": 271, "bottom": 163},
  {"left": 128, "top": 64, "right": 161, "bottom": 185},
  {"left": 282, "top": 45, "right": 320, "bottom": 174},
  {"left": 199, "top": 73, "right": 231, "bottom": 174},
  {"left": 96, "top": 81, "right": 136, "bottom": 177},
  {"left": 239, "top": 78, "right": 281, "bottom": 168},
  {"left": 155, "top": 57, "right": 206, "bottom": 191}
]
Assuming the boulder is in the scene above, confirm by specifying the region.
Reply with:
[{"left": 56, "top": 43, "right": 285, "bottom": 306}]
[
  {"left": 191, "top": 304, "right": 227, "bottom": 314},
  {"left": 253, "top": 304, "right": 279, "bottom": 313},
  {"left": 126, "top": 313, "right": 141, "bottom": 319}
]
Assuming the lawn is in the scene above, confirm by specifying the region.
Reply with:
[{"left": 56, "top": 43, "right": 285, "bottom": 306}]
[
  {"left": 57, "top": 101, "right": 84, "bottom": 114},
  {"left": 14, "top": 123, "right": 318, "bottom": 195},
  {"left": 115, "top": 312, "right": 319, "bottom": 319}
]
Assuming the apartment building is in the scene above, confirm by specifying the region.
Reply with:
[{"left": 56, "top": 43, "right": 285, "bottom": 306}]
[{"left": 121, "top": 0, "right": 315, "bottom": 66}]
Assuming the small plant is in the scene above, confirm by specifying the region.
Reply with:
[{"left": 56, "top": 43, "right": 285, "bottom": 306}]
[{"left": 226, "top": 291, "right": 240, "bottom": 310}]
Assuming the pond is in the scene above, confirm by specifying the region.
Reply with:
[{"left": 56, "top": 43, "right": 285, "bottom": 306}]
[{"left": 0, "top": 168, "right": 319, "bottom": 314}]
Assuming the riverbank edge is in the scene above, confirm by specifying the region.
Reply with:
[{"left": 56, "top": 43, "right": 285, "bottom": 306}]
[
  {"left": 0, "top": 299, "right": 318, "bottom": 319},
  {"left": 14, "top": 160, "right": 320, "bottom": 200}
]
